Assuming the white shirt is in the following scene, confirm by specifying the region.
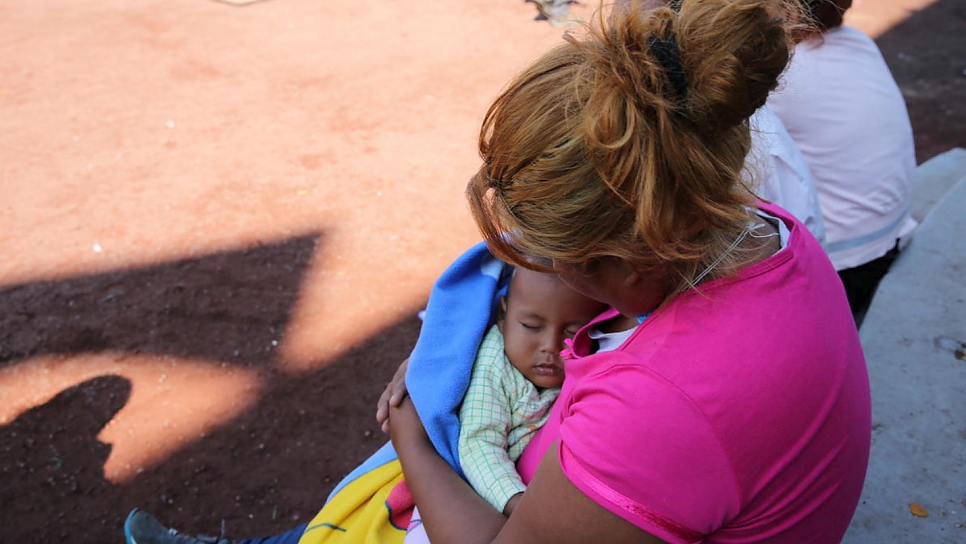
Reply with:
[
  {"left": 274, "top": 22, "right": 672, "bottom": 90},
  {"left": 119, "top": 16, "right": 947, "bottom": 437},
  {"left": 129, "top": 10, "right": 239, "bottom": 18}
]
[
  {"left": 767, "top": 25, "right": 917, "bottom": 270},
  {"left": 746, "top": 106, "right": 826, "bottom": 246}
]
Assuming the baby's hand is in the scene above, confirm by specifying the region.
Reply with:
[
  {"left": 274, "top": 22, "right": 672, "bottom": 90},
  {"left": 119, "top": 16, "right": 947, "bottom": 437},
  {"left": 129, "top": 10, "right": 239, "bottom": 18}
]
[{"left": 376, "top": 357, "right": 410, "bottom": 433}]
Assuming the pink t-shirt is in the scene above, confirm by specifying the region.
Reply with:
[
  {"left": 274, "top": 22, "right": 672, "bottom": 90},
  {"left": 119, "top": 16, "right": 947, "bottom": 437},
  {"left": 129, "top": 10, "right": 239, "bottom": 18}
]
[{"left": 517, "top": 205, "right": 871, "bottom": 543}]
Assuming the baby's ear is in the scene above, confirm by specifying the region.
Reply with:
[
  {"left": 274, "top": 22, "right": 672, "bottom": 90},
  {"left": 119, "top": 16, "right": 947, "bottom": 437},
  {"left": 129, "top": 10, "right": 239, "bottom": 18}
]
[{"left": 496, "top": 296, "right": 508, "bottom": 331}]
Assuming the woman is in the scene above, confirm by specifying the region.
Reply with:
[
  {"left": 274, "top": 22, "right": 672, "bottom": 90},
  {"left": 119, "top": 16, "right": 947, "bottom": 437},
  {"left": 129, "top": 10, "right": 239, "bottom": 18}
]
[{"left": 386, "top": 1, "right": 871, "bottom": 543}]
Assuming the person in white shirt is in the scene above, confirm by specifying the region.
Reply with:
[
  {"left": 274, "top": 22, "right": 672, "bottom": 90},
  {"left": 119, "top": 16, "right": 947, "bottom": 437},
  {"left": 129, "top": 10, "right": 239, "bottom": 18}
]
[{"left": 767, "top": 0, "right": 917, "bottom": 321}]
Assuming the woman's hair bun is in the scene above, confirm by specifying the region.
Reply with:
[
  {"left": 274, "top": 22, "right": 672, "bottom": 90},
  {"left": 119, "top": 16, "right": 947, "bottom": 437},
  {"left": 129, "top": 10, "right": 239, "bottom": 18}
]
[
  {"left": 467, "top": 0, "right": 804, "bottom": 290},
  {"left": 677, "top": 0, "right": 793, "bottom": 133}
]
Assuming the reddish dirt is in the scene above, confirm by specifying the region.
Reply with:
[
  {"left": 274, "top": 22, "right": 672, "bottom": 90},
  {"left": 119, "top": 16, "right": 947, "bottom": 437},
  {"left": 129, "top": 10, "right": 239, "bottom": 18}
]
[{"left": 1, "top": 1, "right": 963, "bottom": 543}]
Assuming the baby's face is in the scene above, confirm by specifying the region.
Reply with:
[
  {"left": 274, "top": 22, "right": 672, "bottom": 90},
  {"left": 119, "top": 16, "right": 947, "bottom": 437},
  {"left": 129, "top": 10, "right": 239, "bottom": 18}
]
[{"left": 498, "top": 268, "right": 607, "bottom": 389}]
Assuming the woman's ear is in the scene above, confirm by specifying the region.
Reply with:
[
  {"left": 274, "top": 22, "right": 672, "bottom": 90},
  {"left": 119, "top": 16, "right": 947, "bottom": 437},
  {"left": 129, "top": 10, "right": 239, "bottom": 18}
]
[
  {"left": 496, "top": 296, "right": 508, "bottom": 333},
  {"left": 619, "top": 259, "right": 667, "bottom": 289},
  {"left": 613, "top": 258, "right": 645, "bottom": 288},
  {"left": 623, "top": 268, "right": 646, "bottom": 289}
]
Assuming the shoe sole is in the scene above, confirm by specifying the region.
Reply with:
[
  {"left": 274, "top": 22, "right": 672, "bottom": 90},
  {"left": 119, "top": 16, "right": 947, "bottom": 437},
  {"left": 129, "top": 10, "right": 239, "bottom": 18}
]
[{"left": 124, "top": 508, "right": 141, "bottom": 544}]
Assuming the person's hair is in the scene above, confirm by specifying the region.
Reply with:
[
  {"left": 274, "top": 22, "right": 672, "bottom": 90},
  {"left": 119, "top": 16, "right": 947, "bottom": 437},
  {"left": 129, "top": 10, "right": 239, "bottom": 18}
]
[
  {"left": 467, "top": 0, "right": 797, "bottom": 295},
  {"left": 804, "top": 0, "right": 850, "bottom": 32}
]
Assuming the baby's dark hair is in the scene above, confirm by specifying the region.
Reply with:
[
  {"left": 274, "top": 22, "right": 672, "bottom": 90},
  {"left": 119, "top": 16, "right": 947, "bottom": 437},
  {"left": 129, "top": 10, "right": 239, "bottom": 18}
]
[{"left": 469, "top": 0, "right": 798, "bottom": 293}]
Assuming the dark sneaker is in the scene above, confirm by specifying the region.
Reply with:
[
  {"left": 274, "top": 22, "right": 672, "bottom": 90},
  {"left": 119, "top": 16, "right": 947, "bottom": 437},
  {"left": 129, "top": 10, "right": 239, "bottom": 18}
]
[{"left": 124, "top": 509, "right": 231, "bottom": 544}]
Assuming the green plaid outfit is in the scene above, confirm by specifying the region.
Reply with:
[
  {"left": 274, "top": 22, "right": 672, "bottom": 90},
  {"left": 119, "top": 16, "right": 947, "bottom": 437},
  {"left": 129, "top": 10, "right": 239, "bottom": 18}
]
[{"left": 458, "top": 325, "right": 561, "bottom": 512}]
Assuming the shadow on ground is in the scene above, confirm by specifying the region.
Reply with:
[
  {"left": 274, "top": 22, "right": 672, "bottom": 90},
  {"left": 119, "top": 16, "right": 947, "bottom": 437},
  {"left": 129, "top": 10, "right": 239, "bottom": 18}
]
[
  {"left": 0, "top": 233, "right": 422, "bottom": 543},
  {"left": 0, "top": 234, "right": 320, "bottom": 367},
  {"left": 0, "top": 375, "right": 131, "bottom": 541}
]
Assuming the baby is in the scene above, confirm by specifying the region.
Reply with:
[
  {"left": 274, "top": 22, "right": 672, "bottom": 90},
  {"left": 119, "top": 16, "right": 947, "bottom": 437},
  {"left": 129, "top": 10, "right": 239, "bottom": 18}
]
[
  {"left": 403, "top": 267, "right": 606, "bottom": 542},
  {"left": 457, "top": 267, "right": 606, "bottom": 515}
]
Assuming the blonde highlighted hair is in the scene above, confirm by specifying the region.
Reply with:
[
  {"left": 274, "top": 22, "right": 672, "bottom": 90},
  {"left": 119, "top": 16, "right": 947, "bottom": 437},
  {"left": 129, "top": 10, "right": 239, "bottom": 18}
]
[{"left": 468, "top": 0, "right": 799, "bottom": 294}]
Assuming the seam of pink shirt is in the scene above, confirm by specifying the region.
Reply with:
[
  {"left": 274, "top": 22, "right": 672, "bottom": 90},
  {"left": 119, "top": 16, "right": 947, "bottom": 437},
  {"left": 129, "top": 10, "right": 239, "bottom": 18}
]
[{"left": 559, "top": 440, "right": 704, "bottom": 543}]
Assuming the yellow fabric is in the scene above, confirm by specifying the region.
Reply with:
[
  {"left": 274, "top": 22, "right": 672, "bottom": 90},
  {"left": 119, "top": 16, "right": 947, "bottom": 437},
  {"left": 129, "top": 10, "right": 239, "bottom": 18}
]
[{"left": 298, "top": 460, "right": 408, "bottom": 544}]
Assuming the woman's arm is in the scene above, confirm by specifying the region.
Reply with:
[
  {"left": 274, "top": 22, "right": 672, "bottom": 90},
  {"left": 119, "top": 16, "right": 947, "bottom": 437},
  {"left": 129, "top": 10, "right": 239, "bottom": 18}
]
[
  {"left": 390, "top": 396, "right": 507, "bottom": 541},
  {"left": 389, "top": 397, "right": 668, "bottom": 544}
]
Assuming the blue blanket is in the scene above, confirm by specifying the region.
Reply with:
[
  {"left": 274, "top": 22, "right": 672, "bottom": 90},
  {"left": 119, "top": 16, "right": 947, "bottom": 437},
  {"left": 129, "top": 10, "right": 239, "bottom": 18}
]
[{"left": 326, "top": 241, "right": 511, "bottom": 500}]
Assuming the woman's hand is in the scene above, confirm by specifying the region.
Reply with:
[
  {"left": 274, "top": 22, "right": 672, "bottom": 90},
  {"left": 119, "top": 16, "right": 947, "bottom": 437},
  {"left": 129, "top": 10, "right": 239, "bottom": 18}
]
[{"left": 376, "top": 357, "right": 410, "bottom": 433}]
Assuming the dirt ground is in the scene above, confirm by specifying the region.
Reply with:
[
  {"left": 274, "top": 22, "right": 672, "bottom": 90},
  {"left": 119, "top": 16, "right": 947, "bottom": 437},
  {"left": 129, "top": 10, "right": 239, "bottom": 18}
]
[{"left": 1, "top": 0, "right": 963, "bottom": 543}]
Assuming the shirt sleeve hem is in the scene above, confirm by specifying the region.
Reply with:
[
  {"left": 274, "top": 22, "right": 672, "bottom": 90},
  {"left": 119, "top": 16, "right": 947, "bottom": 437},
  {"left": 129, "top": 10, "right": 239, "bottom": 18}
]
[{"left": 558, "top": 441, "right": 704, "bottom": 544}]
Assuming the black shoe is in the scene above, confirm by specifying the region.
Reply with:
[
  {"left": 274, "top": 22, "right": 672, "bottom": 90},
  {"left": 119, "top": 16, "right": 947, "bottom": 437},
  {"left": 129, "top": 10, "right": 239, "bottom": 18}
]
[{"left": 124, "top": 509, "right": 231, "bottom": 544}]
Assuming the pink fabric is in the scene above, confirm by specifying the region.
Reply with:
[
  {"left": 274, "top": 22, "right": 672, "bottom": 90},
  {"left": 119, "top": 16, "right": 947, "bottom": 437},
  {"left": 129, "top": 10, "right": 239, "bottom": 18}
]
[{"left": 517, "top": 204, "right": 871, "bottom": 543}]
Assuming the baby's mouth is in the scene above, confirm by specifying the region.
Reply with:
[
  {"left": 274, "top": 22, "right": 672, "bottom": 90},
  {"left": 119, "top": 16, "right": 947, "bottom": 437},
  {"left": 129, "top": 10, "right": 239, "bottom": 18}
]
[{"left": 533, "top": 362, "right": 562, "bottom": 376}]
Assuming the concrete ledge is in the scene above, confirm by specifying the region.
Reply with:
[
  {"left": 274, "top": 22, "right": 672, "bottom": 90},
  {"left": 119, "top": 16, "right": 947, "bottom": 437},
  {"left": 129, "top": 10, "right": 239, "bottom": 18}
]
[
  {"left": 910, "top": 147, "right": 966, "bottom": 222},
  {"left": 843, "top": 170, "right": 966, "bottom": 542}
]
